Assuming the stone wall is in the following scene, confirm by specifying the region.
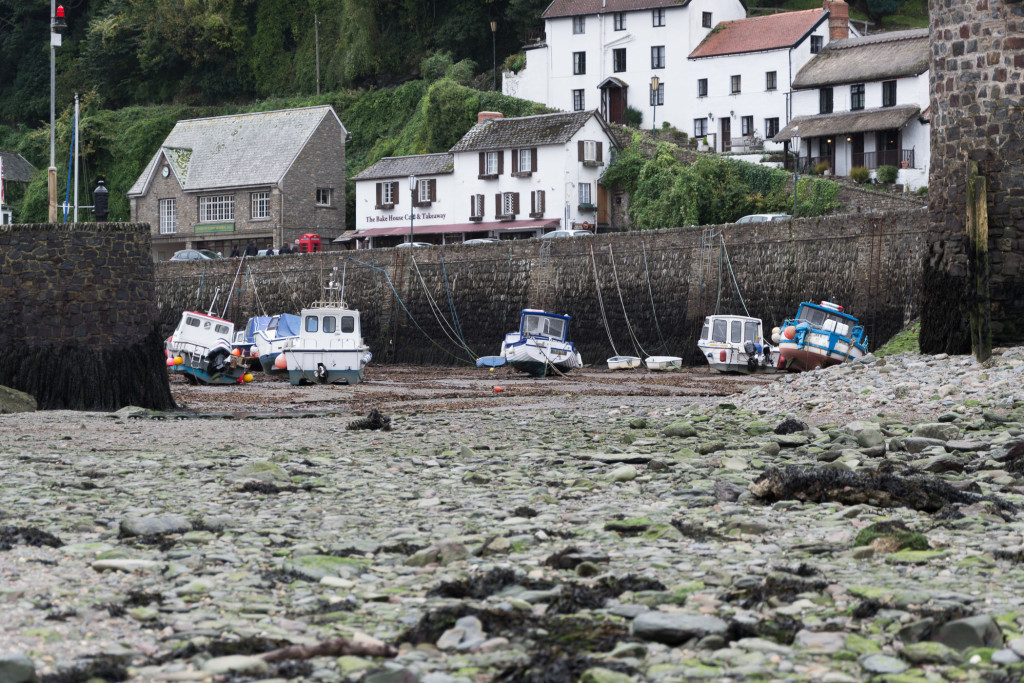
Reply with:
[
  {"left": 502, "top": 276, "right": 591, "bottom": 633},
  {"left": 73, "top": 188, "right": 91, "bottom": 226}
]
[
  {"left": 836, "top": 183, "right": 928, "bottom": 214},
  {"left": 155, "top": 210, "right": 928, "bottom": 366},
  {"left": 923, "top": 0, "right": 1024, "bottom": 353},
  {"left": 0, "top": 223, "right": 174, "bottom": 410}
]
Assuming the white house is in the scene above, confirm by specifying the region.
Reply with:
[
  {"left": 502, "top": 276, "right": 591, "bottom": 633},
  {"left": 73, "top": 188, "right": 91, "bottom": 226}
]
[
  {"left": 685, "top": 5, "right": 848, "bottom": 153},
  {"left": 503, "top": 0, "right": 747, "bottom": 128},
  {"left": 772, "top": 28, "right": 930, "bottom": 189},
  {"left": 351, "top": 111, "right": 619, "bottom": 248}
]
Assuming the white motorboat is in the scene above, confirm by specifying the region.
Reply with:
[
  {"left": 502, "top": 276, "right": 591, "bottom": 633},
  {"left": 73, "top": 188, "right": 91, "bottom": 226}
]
[
  {"left": 165, "top": 306, "right": 251, "bottom": 385},
  {"left": 698, "top": 314, "right": 778, "bottom": 374},
  {"left": 500, "top": 309, "right": 583, "bottom": 377},
  {"left": 644, "top": 356, "right": 683, "bottom": 371},
  {"left": 251, "top": 313, "right": 301, "bottom": 374}
]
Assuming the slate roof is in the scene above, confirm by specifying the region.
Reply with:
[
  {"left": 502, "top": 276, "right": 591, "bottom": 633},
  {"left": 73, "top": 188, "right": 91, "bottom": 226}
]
[
  {"left": 792, "top": 29, "right": 929, "bottom": 88},
  {"left": 0, "top": 151, "right": 36, "bottom": 183},
  {"left": 689, "top": 9, "right": 826, "bottom": 59},
  {"left": 449, "top": 111, "right": 606, "bottom": 153},
  {"left": 543, "top": 0, "right": 696, "bottom": 18},
  {"left": 128, "top": 106, "right": 345, "bottom": 197},
  {"left": 771, "top": 104, "right": 921, "bottom": 142},
  {"left": 350, "top": 154, "right": 454, "bottom": 181}
]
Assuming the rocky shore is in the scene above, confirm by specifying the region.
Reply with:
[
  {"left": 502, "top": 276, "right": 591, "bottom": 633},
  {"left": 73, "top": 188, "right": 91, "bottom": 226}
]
[{"left": 2, "top": 349, "right": 1024, "bottom": 683}]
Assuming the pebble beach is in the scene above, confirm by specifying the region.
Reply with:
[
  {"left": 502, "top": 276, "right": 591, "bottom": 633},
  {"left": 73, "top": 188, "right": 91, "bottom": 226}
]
[{"left": 2, "top": 348, "right": 1024, "bottom": 683}]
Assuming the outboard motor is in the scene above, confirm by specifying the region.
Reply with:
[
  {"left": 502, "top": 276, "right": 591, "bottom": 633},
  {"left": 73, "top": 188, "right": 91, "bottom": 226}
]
[{"left": 744, "top": 340, "right": 758, "bottom": 372}]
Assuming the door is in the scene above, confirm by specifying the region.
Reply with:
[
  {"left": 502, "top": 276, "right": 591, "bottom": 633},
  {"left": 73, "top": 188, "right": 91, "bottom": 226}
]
[
  {"left": 850, "top": 133, "right": 864, "bottom": 169},
  {"left": 720, "top": 118, "right": 731, "bottom": 152},
  {"left": 600, "top": 83, "right": 627, "bottom": 125},
  {"left": 597, "top": 185, "right": 610, "bottom": 227}
]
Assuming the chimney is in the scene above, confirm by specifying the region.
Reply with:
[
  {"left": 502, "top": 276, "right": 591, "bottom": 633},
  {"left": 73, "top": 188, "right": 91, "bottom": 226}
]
[
  {"left": 824, "top": 0, "right": 849, "bottom": 41},
  {"left": 478, "top": 111, "right": 504, "bottom": 124}
]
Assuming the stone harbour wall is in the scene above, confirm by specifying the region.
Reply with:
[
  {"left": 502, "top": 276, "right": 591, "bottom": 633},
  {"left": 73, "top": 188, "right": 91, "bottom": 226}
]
[
  {"left": 0, "top": 223, "right": 174, "bottom": 410},
  {"left": 155, "top": 209, "right": 928, "bottom": 367},
  {"left": 923, "top": 0, "right": 1024, "bottom": 353}
]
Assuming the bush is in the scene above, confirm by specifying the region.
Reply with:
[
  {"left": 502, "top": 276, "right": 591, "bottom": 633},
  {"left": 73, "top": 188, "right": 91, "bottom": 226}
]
[
  {"left": 813, "top": 161, "right": 830, "bottom": 175},
  {"left": 876, "top": 164, "right": 899, "bottom": 183},
  {"left": 915, "top": 185, "right": 928, "bottom": 197},
  {"left": 502, "top": 53, "right": 526, "bottom": 74},
  {"left": 850, "top": 166, "right": 870, "bottom": 184},
  {"left": 624, "top": 106, "right": 643, "bottom": 128},
  {"left": 420, "top": 51, "right": 454, "bottom": 82}
]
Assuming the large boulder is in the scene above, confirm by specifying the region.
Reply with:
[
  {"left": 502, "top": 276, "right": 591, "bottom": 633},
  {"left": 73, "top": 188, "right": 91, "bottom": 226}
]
[{"left": 0, "top": 385, "right": 36, "bottom": 414}]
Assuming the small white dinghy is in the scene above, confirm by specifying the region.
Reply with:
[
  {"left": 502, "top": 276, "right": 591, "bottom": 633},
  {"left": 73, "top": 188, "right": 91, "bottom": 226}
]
[
  {"left": 645, "top": 356, "right": 682, "bottom": 371},
  {"left": 607, "top": 355, "right": 641, "bottom": 370}
]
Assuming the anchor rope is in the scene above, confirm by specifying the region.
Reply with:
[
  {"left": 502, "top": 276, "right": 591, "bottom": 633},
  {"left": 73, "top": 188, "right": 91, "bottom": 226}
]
[
  {"left": 410, "top": 255, "right": 477, "bottom": 361},
  {"left": 640, "top": 240, "right": 670, "bottom": 355},
  {"left": 589, "top": 243, "right": 622, "bottom": 359},
  {"left": 607, "top": 244, "right": 651, "bottom": 359}
]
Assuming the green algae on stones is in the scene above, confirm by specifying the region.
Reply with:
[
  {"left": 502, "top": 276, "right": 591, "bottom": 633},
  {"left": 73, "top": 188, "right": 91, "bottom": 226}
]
[
  {"left": 284, "top": 554, "right": 368, "bottom": 580},
  {"left": 853, "top": 521, "right": 930, "bottom": 551}
]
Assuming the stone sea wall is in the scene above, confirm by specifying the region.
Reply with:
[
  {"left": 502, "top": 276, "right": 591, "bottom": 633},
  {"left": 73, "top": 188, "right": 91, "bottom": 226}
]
[
  {"left": 924, "top": 0, "right": 1024, "bottom": 353},
  {"left": 0, "top": 222, "right": 174, "bottom": 410},
  {"left": 155, "top": 210, "right": 928, "bottom": 366}
]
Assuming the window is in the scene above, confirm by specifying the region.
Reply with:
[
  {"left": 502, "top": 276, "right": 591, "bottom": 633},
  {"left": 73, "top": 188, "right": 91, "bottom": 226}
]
[
  {"left": 651, "top": 46, "right": 665, "bottom": 69},
  {"left": 613, "top": 48, "right": 626, "bottom": 73},
  {"left": 572, "top": 89, "right": 585, "bottom": 111},
  {"left": 694, "top": 118, "right": 708, "bottom": 137},
  {"left": 470, "top": 194, "right": 485, "bottom": 220},
  {"left": 650, "top": 82, "right": 664, "bottom": 106},
  {"left": 741, "top": 116, "right": 753, "bottom": 136},
  {"left": 480, "top": 150, "right": 501, "bottom": 176},
  {"left": 573, "top": 16, "right": 585, "bottom": 34},
  {"left": 851, "top": 83, "right": 865, "bottom": 111},
  {"left": 316, "top": 188, "right": 332, "bottom": 206},
  {"left": 765, "top": 117, "right": 780, "bottom": 138},
  {"left": 702, "top": 12, "right": 712, "bottom": 28},
  {"left": 730, "top": 75, "right": 741, "bottom": 94},
  {"left": 581, "top": 140, "right": 599, "bottom": 162},
  {"left": 579, "top": 183, "right": 592, "bottom": 206},
  {"left": 305, "top": 316, "right": 319, "bottom": 333},
  {"left": 341, "top": 316, "right": 355, "bottom": 333},
  {"left": 415, "top": 179, "right": 436, "bottom": 205},
  {"left": 199, "top": 195, "right": 234, "bottom": 222},
  {"left": 712, "top": 319, "right": 727, "bottom": 343},
  {"left": 530, "top": 190, "right": 546, "bottom": 217},
  {"left": 376, "top": 181, "right": 398, "bottom": 208},
  {"left": 251, "top": 191, "right": 269, "bottom": 219},
  {"left": 882, "top": 80, "right": 897, "bottom": 107},
  {"left": 323, "top": 316, "right": 336, "bottom": 334},
  {"left": 499, "top": 191, "right": 520, "bottom": 218},
  {"left": 730, "top": 320, "right": 742, "bottom": 344},
  {"left": 697, "top": 78, "right": 708, "bottom": 97},
  {"left": 514, "top": 148, "right": 536, "bottom": 175},
  {"left": 766, "top": 71, "right": 777, "bottom": 91},
  {"left": 159, "top": 199, "right": 176, "bottom": 234},
  {"left": 811, "top": 35, "right": 822, "bottom": 54},
  {"left": 215, "top": 324, "right": 229, "bottom": 335},
  {"left": 652, "top": 9, "right": 665, "bottom": 27},
  {"left": 744, "top": 321, "right": 759, "bottom": 343},
  {"left": 573, "top": 51, "right": 586, "bottom": 75},
  {"left": 614, "top": 12, "right": 625, "bottom": 30},
  {"left": 819, "top": 87, "right": 834, "bottom": 114}
]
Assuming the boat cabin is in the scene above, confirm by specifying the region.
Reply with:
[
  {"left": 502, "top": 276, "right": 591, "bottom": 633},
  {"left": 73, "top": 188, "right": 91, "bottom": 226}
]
[
  {"left": 520, "top": 309, "right": 571, "bottom": 342},
  {"left": 700, "top": 315, "right": 766, "bottom": 347},
  {"left": 301, "top": 308, "right": 364, "bottom": 349},
  {"left": 174, "top": 312, "right": 234, "bottom": 350},
  {"left": 795, "top": 302, "right": 859, "bottom": 339}
]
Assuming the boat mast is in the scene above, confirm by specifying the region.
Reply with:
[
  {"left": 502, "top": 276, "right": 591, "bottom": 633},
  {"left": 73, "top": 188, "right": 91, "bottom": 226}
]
[
  {"left": 73, "top": 93, "right": 79, "bottom": 222},
  {"left": 207, "top": 287, "right": 221, "bottom": 317},
  {"left": 221, "top": 254, "right": 247, "bottom": 318}
]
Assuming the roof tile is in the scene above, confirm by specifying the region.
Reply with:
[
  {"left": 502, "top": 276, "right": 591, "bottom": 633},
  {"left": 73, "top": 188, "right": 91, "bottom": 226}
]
[
  {"left": 351, "top": 154, "right": 454, "bottom": 181},
  {"left": 792, "top": 29, "right": 929, "bottom": 87},
  {"left": 544, "top": 0, "right": 693, "bottom": 19},
  {"left": 689, "top": 9, "right": 825, "bottom": 58},
  {"left": 449, "top": 111, "right": 596, "bottom": 153}
]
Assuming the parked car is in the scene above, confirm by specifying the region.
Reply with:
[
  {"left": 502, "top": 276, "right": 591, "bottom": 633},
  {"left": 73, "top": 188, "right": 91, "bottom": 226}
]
[
  {"left": 462, "top": 238, "right": 500, "bottom": 245},
  {"left": 395, "top": 241, "right": 433, "bottom": 248},
  {"left": 735, "top": 213, "right": 791, "bottom": 223},
  {"left": 257, "top": 248, "right": 277, "bottom": 256},
  {"left": 540, "top": 229, "right": 595, "bottom": 239},
  {"left": 169, "top": 249, "right": 221, "bottom": 261}
]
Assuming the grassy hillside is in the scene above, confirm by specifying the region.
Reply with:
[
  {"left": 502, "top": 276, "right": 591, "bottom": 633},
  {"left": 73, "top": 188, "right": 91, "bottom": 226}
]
[{"left": 749, "top": 0, "right": 928, "bottom": 30}]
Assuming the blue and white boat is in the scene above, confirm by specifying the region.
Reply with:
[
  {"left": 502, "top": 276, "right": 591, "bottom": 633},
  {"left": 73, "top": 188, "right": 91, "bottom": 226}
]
[
  {"left": 500, "top": 309, "right": 583, "bottom": 377},
  {"left": 251, "top": 313, "right": 301, "bottom": 374},
  {"left": 772, "top": 301, "right": 868, "bottom": 372},
  {"left": 165, "top": 310, "right": 251, "bottom": 385}
]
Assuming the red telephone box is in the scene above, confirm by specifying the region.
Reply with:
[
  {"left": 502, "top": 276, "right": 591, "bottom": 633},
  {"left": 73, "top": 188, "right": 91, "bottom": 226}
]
[{"left": 298, "top": 233, "right": 321, "bottom": 253}]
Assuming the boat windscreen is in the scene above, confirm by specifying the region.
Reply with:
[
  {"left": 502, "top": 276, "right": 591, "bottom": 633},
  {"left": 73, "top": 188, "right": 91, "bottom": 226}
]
[
  {"left": 744, "top": 321, "right": 759, "bottom": 343},
  {"left": 341, "top": 316, "right": 356, "bottom": 333},
  {"left": 730, "top": 320, "right": 742, "bottom": 343},
  {"left": 525, "top": 314, "right": 567, "bottom": 340},
  {"left": 700, "top": 319, "right": 710, "bottom": 340},
  {"left": 712, "top": 319, "right": 727, "bottom": 343},
  {"left": 798, "top": 306, "right": 827, "bottom": 327}
]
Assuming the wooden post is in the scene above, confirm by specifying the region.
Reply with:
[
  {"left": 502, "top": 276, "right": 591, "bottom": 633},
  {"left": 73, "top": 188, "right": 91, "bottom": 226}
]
[{"left": 966, "top": 161, "right": 991, "bottom": 362}]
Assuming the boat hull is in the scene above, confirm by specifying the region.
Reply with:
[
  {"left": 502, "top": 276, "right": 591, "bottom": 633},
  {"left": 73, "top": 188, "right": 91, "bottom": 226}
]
[
  {"left": 502, "top": 339, "right": 582, "bottom": 377},
  {"left": 167, "top": 349, "right": 247, "bottom": 385},
  {"left": 253, "top": 332, "right": 298, "bottom": 375},
  {"left": 697, "top": 343, "right": 778, "bottom": 374},
  {"left": 645, "top": 356, "right": 682, "bottom": 371},
  {"left": 285, "top": 348, "right": 370, "bottom": 386},
  {"left": 778, "top": 338, "right": 866, "bottom": 371},
  {"left": 607, "top": 356, "right": 641, "bottom": 370}
]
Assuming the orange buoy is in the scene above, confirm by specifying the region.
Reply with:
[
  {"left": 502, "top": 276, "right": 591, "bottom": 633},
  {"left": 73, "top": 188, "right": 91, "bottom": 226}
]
[
  {"left": 231, "top": 348, "right": 242, "bottom": 356},
  {"left": 783, "top": 326, "right": 796, "bottom": 340},
  {"left": 274, "top": 354, "right": 288, "bottom": 370},
  {"left": 493, "top": 386, "right": 503, "bottom": 393},
  {"left": 174, "top": 356, "right": 184, "bottom": 365}
]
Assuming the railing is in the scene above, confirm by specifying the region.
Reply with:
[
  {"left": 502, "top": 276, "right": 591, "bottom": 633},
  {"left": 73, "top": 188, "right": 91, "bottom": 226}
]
[
  {"left": 730, "top": 136, "right": 764, "bottom": 153},
  {"left": 852, "top": 149, "right": 915, "bottom": 169},
  {"left": 524, "top": 27, "right": 545, "bottom": 45}
]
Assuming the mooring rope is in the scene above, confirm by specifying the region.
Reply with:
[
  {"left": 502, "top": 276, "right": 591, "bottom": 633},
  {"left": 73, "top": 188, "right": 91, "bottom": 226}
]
[
  {"left": 607, "top": 244, "right": 651, "bottom": 359},
  {"left": 410, "top": 255, "right": 477, "bottom": 361},
  {"left": 640, "top": 240, "right": 670, "bottom": 355},
  {"left": 590, "top": 243, "right": 622, "bottom": 359},
  {"left": 720, "top": 236, "right": 751, "bottom": 317}
]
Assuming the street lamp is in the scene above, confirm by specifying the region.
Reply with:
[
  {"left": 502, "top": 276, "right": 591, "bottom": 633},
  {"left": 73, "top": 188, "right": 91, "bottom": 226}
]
[
  {"left": 650, "top": 75, "right": 660, "bottom": 135},
  {"left": 408, "top": 175, "right": 417, "bottom": 243},
  {"left": 49, "top": 3, "right": 67, "bottom": 223},
  {"left": 491, "top": 21, "right": 498, "bottom": 91}
]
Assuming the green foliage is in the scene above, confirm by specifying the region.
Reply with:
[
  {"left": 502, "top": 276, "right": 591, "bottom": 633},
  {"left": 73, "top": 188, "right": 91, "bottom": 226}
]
[
  {"left": 423, "top": 79, "right": 481, "bottom": 153},
  {"left": 866, "top": 0, "right": 901, "bottom": 20},
  {"left": 502, "top": 53, "right": 527, "bottom": 74},
  {"left": 599, "top": 133, "right": 647, "bottom": 196},
  {"left": 850, "top": 166, "right": 871, "bottom": 184},
  {"left": 876, "top": 164, "right": 899, "bottom": 183},
  {"left": 874, "top": 320, "right": 920, "bottom": 356},
  {"left": 421, "top": 51, "right": 456, "bottom": 82},
  {"left": 794, "top": 177, "right": 841, "bottom": 218},
  {"left": 813, "top": 161, "right": 831, "bottom": 176},
  {"left": 624, "top": 106, "right": 643, "bottom": 128},
  {"left": 915, "top": 185, "right": 928, "bottom": 197}
]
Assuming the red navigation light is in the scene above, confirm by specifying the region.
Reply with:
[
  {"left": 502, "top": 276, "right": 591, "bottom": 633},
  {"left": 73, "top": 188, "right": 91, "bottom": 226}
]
[{"left": 56, "top": 5, "right": 65, "bottom": 18}]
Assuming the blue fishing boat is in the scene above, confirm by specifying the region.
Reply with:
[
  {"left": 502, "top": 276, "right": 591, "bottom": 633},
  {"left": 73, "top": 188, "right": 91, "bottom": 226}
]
[{"left": 772, "top": 301, "right": 868, "bottom": 371}]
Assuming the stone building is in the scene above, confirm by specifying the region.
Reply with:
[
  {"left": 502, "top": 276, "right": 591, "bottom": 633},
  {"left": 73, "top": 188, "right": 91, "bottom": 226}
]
[
  {"left": 128, "top": 106, "right": 348, "bottom": 262},
  {"left": 922, "top": 0, "right": 1024, "bottom": 352}
]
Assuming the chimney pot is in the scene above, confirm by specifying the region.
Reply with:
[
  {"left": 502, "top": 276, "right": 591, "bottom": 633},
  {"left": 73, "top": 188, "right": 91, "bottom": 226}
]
[{"left": 824, "top": 0, "right": 850, "bottom": 41}]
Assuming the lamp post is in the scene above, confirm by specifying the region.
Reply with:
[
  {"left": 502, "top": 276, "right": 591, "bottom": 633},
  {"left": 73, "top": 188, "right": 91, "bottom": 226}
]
[
  {"left": 650, "top": 75, "right": 660, "bottom": 137},
  {"left": 408, "top": 175, "right": 417, "bottom": 243},
  {"left": 49, "top": 3, "right": 67, "bottom": 223},
  {"left": 491, "top": 21, "right": 498, "bottom": 91}
]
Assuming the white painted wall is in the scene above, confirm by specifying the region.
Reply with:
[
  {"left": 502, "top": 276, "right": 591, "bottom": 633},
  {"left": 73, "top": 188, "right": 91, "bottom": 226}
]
[{"left": 354, "top": 117, "right": 616, "bottom": 237}]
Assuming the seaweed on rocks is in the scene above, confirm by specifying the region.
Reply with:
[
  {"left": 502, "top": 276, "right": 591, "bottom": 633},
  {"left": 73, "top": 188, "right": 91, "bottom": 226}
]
[
  {"left": 495, "top": 650, "right": 638, "bottom": 683},
  {"left": 726, "top": 615, "right": 804, "bottom": 646},
  {"left": 723, "top": 572, "right": 829, "bottom": 608},
  {"left": 852, "top": 599, "right": 882, "bottom": 619},
  {"left": 670, "top": 519, "right": 725, "bottom": 541},
  {"left": 0, "top": 525, "right": 62, "bottom": 550},
  {"left": 544, "top": 546, "right": 609, "bottom": 570},
  {"left": 347, "top": 409, "right": 392, "bottom": 431},
  {"left": 428, "top": 567, "right": 524, "bottom": 599},
  {"left": 749, "top": 465, "right": 1017, "bottom": 514},
  {"left": 774, "top": 418, "right": 808, "bottom": 434},
  {"left": 38, "top": 658, "right": 129, "bottom": 683}
]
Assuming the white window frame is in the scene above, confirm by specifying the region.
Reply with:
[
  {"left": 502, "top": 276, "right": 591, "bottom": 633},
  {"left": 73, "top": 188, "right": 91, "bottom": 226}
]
[
  {"left": 159, "top": 198, "right": 176, "bottom": 234},
  {"left": 579, "top": 183, "right": 592, "bottom": 206},
  {"left": 199, "top": 194, "right": 234, "bottom": 222},
  {"left": 381, "top": 182, "right": 395, "bottom": 205},
  {"left": 485, "top": 151, "right": 499, "bottom": 175},
  {"left": 572, "top": 89, "right": 585, "bottom": 111},
  {"left": 653, "top": 8, "right": 665, "bottom": 27},
  {"left": 518, "top": 149, "right": 532, "bottom": 172},
  {"left": 471, "top": 194, "right": 484, "bottom": 218},
  {"left": 316, "top": 188, "right": 332, "bottom": 206},
  {"left": 741, "top": 116, "right": 753, "bottom": 136},
  {"left": 251, "top": 191, "right": 269, "bottom": 219},
  {"left": 583, "top": 140, "right": 597, "bottom": 162},
  {"left": 652, "top": 46, "right": 665, "bottom": 69},
  {"left": 417, "top": 181, "right": 431, "bottom": 203},
  {"left": 573, "top": 16, "right": 585, "bottom": 34},
  {"left": 694, "top": 118, "right": 708, "bottom": 137}
]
